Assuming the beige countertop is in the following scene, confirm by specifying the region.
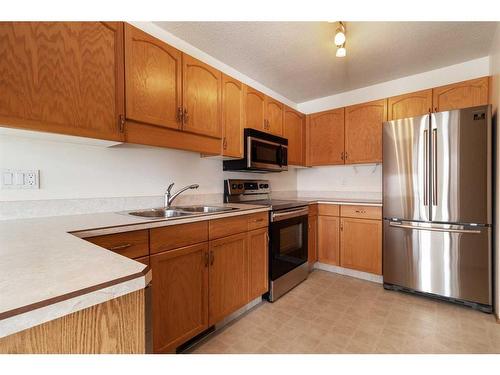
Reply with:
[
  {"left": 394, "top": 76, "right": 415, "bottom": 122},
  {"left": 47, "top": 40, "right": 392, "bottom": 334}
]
[
  {"left": 0, "top": 203, "right": 269, "bottom": 338},
  {"left": 293, "top": 197, "right": 383, "bottom": 207}
]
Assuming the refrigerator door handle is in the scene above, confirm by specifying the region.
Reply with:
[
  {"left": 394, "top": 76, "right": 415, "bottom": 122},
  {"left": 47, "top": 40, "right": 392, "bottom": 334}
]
[
  {"left": 432, "top": 128, "right": 438, "bottom": 206},
  {"left": 423, "top": 129, "right": 428, "bottom": 206},
  {"left": 389, "top": 221, "right": 482, "bottom": 234}
]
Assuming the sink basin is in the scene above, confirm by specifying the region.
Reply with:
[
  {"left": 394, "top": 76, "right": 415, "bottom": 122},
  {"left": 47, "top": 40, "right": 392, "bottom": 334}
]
[
  {"left": 127, "top": 208, "right": 191, "bottom": 218},
  {"left": 173, "top": 205, "right": 238, "bottom": 213}
]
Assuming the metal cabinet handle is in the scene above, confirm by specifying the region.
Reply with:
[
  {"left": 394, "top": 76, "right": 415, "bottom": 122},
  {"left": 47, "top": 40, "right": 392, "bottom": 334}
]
[
  {"left": 222, "top": 137, "right": 227, "bottom": 150},
  {"left": 204, "top": 252, "right": 209, "bottom": 267},
  {"left": 210, "top": 251, "right": 215, "bottom": 266},
  {"left": 183, "top": 108, "right": 189, "bottom": 124},
  {"left": 432, "top": 128, "right": 437, "bottom": 206},
  {"left": 118, "top": 114, "right": 125, "bottom": 133},
  {"left": 341, "top": 151, "right": 344, "bottom": 161},
  {"left": 109, "top": 243, "right": 132, "bottom": 251},
  {"left": 354, "top": 209, "right": 366, "bottom": 214}
]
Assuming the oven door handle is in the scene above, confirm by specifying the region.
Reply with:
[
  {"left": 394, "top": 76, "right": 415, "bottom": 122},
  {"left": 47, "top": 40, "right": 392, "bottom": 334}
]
[{"left": 271, "top": 207, "right": 309, "bottom": 222}]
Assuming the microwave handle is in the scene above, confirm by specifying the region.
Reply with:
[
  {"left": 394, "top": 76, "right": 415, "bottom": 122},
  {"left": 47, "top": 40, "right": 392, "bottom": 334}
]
[{"left": 279, "top": 145, "right": 287, "bottom": 167}]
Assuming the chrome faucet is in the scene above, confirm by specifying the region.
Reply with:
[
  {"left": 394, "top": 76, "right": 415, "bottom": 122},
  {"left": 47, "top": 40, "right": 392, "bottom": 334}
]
[{"left": 165, "top": 182, "right": 199, "bottom": 209}]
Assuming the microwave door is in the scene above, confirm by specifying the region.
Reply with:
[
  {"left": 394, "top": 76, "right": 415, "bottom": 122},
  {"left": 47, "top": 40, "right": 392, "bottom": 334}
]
[{"left": 248, "top": 137, "right": 283, "bottom": 171}]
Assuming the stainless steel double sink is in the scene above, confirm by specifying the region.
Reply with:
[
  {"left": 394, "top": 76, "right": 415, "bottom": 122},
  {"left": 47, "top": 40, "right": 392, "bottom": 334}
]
[{"left": 126, "top": 205, "right": 238, "bottom": 219}]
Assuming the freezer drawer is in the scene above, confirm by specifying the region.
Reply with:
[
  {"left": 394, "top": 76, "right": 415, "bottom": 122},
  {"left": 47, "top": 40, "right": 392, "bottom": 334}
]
[{"left": 383, "top": 220, "right": 491, "bottom": 306}]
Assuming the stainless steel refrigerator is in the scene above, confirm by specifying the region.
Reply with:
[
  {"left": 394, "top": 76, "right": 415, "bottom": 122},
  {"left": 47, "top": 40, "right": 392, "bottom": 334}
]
[{"left": 382, "top": 105, "right": 492, "bottom": 312}]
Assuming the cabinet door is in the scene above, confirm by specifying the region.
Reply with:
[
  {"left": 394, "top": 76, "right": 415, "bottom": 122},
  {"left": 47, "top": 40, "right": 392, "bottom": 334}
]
[
  {"left": 265, "top": 97, "right": 284, "bottom": 135},
  {"left": 388, "top": 89, "right": 432, "bottom": 120},
  {"left": 209, "top": 233, "right": 248, "bottom": 325},
  {"left": 284, "top": 106, "right": 305, "bottom": 166},
  {"left": 221, "top": 74, "right": 244, "bottom": 157},
  {"left": 124, "top": 23, "right": 182, "bottom": 130},
  {"left": 248, "top": 228, "right": 269, "bottom": 301},
  {"left": 344, "top": 99, "right": 387, "bottom": 164},
  {"left": 244, "top": 86, "right": 266, "bottom": 132},
  {"left": 307, "top": 108, "right": 345, "bottom": 166},
  {"left": 308, "top": 215, "right": 318, "bottom": 267},
  {"left": 340, "top": 218, "right": 382, "bottom": 275},
  {"left": 150, "top": 243, "right": 209, "bottom": 353},
  {"left": 317, "top": 216, "right": 340, "bottom": 266},
  {"left": 432, "top": 76, "right": 489, "bottom": 112},
  {"left": 0, "top": 22, "right": 124, "bottom": 141},
  {"left": 182, "top": 54, "right": 222, "bottom": 138}
]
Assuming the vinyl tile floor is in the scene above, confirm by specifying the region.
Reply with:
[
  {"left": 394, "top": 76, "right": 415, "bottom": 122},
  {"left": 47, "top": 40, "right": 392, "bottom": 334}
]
[{"left": 189, "top": 270, "right": 500, "bottom": 354}]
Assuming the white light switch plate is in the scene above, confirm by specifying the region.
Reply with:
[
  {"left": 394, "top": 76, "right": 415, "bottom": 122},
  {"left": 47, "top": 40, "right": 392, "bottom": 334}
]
[{"left": 1, "top": 169, "right": 39, "bottom": 189}]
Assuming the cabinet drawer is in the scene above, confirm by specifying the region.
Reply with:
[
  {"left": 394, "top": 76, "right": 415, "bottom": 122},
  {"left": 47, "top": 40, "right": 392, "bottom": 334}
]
[
  {"left": 150, "top": 221, "right": 208, "bottom": 254},
  {"left": 85, "top": 230, "right": 149, "bottom": 259},
  {"left": 340, "top": 205, "right": 381, "bottom": 220},
  {"left": 247, "top": 212, "right": 269, "bottom": 231},
  {"left": 210, "top": 215, "right": 248, "bottom": 240},
  {"left": 317, "top": 204, "right": 339, "bottom": 216},
  {"left": 209, "top": 213, "right": 268, "bottom": 240},
  {"left": 308, "top": 204, "right": 318, "bottom": 216}
]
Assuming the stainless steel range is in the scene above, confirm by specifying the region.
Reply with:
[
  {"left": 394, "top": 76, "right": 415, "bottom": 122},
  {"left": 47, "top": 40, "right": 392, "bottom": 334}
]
[{"left": 224, "top": 179, "right": 309, "bottom": 301}]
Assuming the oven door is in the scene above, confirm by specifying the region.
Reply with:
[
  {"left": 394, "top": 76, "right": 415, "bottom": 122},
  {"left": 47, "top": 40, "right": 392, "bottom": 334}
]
[
  {"left": 269, "top": 208, "right": 308, "bottom": 281},
  {"left": 247, "top": 137, "right": 288, "bottom": 171}
]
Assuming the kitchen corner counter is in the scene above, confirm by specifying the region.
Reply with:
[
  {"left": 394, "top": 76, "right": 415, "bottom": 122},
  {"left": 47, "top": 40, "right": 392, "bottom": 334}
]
[
  {"left": 0, "top": 203, "right": 269, "bottom": 339},
  {"left": 293, "top": 197, "right": 382, "bottom": 207}
]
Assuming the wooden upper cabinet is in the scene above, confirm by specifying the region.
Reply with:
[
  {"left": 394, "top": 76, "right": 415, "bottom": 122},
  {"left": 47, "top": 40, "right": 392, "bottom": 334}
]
[
  {"left": 182, "top": 54, "right": 222, "bottom": 138},
  {"left": 248, "top": 227, "right": 269, "bottom": 301},
  {"left": 265, "top": 97, "right": 284, "bottom": 136},
  {"left": 283, "top": 106, "right": 305, "bottom": 166},
  {"left": 124, "top": 23, "right": 182, "bottom": 130},
  {"left": 221, "top": 74, "right": 244, "bottom": 158},
  {"left": 432, "top": 76, "right": 489, "bottom": 112},
  {"left": 0, "top": 22, "right": 125, "bottom": 141},
  {"left": 307, "top": 108, "right": 345, "bottom": 166},
  {"left": 344, "top": 99, "right": 387, "bottom": 164},
  {"left": 150, "top": 243, "right": 209, "bottom": 353},
  {"left": 208, "top": 233, "right": 248, "bottom": 326},
  {"left": 340, "top": 218, "right": 382, "bottom": 275},
  {"left": 388, "top": 89, "right": 432, "bottom": 120},
  {"left": 244, "top": 86, "right": 266, "bottom": 132}
]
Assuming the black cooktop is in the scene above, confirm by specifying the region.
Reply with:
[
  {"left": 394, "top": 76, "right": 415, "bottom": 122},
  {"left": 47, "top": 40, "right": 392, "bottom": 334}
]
[{"left": 245, "top": 199, "right": 309, "bottom": 211}]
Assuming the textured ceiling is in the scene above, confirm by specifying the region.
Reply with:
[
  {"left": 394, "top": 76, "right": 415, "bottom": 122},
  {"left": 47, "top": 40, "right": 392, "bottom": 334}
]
[{"left": 155, "top": 22, "right": 497, "bottom": 103}]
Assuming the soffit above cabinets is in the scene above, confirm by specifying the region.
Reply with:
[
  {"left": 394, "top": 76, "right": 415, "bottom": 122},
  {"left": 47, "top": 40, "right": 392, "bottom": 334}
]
[{"left": 154, "top": 21, "right": 497, "bottom": 103}]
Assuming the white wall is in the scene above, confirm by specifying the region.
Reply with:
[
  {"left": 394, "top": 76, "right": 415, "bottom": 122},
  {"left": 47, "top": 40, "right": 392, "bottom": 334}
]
[
  {"left": 0, "top": 132, "right": 297, "bottom": 202},
  {"left": 297, "top": 164, "right": 381, "bottom": 194},
  {"left": 489, "top": 24, "right": 500, "bottom": 319},
  {"left": 298, "top": 57, "right": 491, "bottom": 114}
]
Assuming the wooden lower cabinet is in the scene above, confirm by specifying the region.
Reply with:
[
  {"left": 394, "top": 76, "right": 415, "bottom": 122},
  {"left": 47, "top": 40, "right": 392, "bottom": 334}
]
[
  {"left": 340, "top": 218, "right": 382, "bottom": 275},
  {"left": 247, "top": 227, "right": 269, "bottom": 300},
  {"left": 317, "top": 215, "right": 340, "bottom": 266},
  {"left": 150, "top": 243, "right": 209, "bottom": 353},
  {"left": 209, "top": 233, "right": 248, "bottom": 325},
  {"left": 307, "top": 214, "right": 318, "bottom": 267}
]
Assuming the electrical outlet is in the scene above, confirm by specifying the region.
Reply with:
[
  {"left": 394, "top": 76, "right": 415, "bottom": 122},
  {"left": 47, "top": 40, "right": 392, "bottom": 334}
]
[{"left": 1, "top": 169, "right": 39, "bottom": 189}]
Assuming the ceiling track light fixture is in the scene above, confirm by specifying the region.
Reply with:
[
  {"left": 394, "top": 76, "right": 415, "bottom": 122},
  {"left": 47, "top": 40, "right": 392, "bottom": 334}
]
[{"left": 334, "top": 21, "right": 346, "bottom": 57}]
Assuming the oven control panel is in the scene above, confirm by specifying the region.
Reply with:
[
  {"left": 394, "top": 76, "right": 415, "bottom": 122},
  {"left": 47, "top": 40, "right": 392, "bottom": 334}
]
[{"left": 224, "top": 179, "right": 271, "bottom": 196}]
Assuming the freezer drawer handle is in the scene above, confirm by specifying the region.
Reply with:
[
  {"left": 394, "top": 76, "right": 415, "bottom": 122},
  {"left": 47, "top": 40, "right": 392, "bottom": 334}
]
[{"left": 389, "top": 222, "right": 481, "bottom": 234}]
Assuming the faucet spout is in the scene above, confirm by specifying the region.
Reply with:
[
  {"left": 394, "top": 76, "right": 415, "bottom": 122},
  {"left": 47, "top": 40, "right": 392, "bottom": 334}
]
[{"left": 165, "top": 183, "right": 199, "bottom": 208}]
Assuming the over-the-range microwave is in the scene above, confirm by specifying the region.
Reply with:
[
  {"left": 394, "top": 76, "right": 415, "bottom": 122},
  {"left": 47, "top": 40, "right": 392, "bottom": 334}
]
[{"left": 223, "top": 128, "right": 288, "bottom": 172}]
